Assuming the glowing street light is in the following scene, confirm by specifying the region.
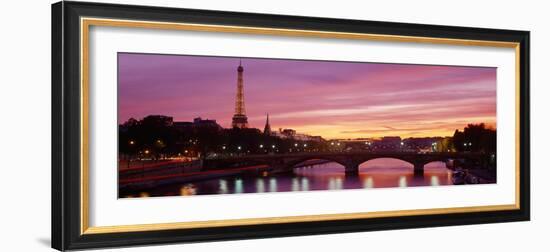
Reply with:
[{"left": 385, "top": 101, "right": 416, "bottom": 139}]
[
  {"left": 144, "top": 149, "right": 150, "bottom": 154},
  {"left": 259, "top": 144, "right": 264, "bottom": 148},
  {"left": 272, "top": 145, "right": 276, "bottom": 149},
  {"left": 237, "top": 146, "right": 242, "bottom": 150},
  {"left": 129, "top": 140, "right": 135, "bottom": 145},
  {"left": 222, "top": 146, "right": 226, "bottom": 150},
  {"left": 303, "top": 143, "right": 308, "bottom": 147}
]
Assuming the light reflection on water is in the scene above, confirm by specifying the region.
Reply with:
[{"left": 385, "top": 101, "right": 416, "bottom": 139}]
[{"left": 129, "top": 158, "right": 454, "bottom": 197}]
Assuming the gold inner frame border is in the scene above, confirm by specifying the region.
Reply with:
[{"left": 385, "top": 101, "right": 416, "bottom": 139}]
[{"left": 79, "top": 17, "right": 521, "bottom": 235}]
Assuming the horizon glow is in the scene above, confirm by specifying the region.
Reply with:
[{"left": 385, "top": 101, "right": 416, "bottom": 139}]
[{"left": 118, "top": 53, "right": 496, "bottom": 139}]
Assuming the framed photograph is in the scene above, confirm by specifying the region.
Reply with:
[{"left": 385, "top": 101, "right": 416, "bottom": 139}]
[{"left": 52, "top": 1, "right": 530, "bottom": 250}]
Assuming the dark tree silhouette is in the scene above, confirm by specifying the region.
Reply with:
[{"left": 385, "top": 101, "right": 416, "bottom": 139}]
[
  {"left": 119, "top": 115, "right": 328, "bottom": 160},
  {"left": 452, "top": 123, "right": 496, "bottom": 153}
]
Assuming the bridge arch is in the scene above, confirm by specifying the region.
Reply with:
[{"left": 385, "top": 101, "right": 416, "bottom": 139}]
[
  {"left": 423, "top": 160, "right": 448, "bottom": 168},
  {"left": 355, "top": 156, "right": 449, "bottom": 176},
  {"left": 204, "top": 152, "right": 486, "bottom": 175},
  {"left": 284, "top": 156, "right": 348, "bottom": 170},
  {"left": 357, "top": 157, "right": 415, "bottom": 169}
]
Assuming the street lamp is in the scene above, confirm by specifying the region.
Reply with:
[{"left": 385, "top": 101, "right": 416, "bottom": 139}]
[
  {"left": 259, "top": 144, "right": 264, "bottom": 148},
  {"left": 431, "top": 142, "right": 437, "bottom": 152}
]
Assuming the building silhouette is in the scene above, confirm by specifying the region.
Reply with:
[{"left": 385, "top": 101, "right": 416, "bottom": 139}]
[
  {"left": 231, "top": 60, "right": 249, "bottom": 128},
  {"left": 174, "top": 117, "right": 222, "bottom": 131}
]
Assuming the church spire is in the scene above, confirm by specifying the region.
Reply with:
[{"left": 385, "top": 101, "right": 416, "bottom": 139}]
[{"left": 263, "top": 113, "right": 272, "bottom": 135}]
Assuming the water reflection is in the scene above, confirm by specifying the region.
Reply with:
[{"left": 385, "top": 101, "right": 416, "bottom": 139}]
[
  {"left": 256, "top": 179, "right": 265, "bottom": 193},
  {"left": 269, "top": 178, "right": 277, "bottom": 192},
  {"left": 234, "top": 179, "right": 243, "bottom": 194},
  {"left": 219, "top": 179, "right": 228, "bottom": 194},
  {"left": 398, "top": 176, "right": 407, "bottom": 187},
  {"left": 363, "top": 177, "right": 374, "bottom": 188},
  {"left": 431, "top": 176, "right": 440, "bottom": 186},
  {"left": 125, "top": 158, "right": 455, "bottom": 197},
  {"left": 291, "top": 178, "right": 300, "bottom": 191},
  {"left": 301, "top": 177, "right": 310, "bottom": 191}
]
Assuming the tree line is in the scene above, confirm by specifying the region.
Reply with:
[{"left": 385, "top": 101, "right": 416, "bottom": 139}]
[
  {"left": 119, "top": 115, "right": 327, "bottom": 160},
  {"left": 119, "top": 115, "right": 496, "bottom": 160}
]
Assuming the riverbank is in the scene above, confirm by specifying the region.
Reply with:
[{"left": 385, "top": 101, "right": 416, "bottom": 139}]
[
  {"left": 467, "top": 169, "right": 497, "bottom": 183},
  {"left": 119, "top": 159, "right": 333, "bottom": 194}
]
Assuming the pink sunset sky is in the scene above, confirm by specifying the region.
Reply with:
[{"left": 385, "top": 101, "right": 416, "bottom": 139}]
[{"left": 118, "top": 53, "right": 496, "bottom": 139}]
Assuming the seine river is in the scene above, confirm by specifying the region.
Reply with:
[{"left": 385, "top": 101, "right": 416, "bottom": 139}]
[{"left": 126, "top": 158, "right": 454, "bottom": 197}]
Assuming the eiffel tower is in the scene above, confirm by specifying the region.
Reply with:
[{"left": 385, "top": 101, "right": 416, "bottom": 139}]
[{"left": 231, "top": 60, "right": 249, "bottom": 128}]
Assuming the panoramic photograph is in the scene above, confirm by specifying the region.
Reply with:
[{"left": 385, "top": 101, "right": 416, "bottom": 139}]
[{"left": 117, "top": 53, "right": 497, "bottom": 198}]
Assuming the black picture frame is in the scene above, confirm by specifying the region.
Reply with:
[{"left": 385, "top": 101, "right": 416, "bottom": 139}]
[{"left": 52, "top": 1, "right": 530, "bottom": 251}]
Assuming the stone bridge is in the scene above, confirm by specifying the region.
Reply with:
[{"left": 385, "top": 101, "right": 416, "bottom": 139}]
[{"left": 203, "top": 151, "right": 489, "bottom": 175}]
